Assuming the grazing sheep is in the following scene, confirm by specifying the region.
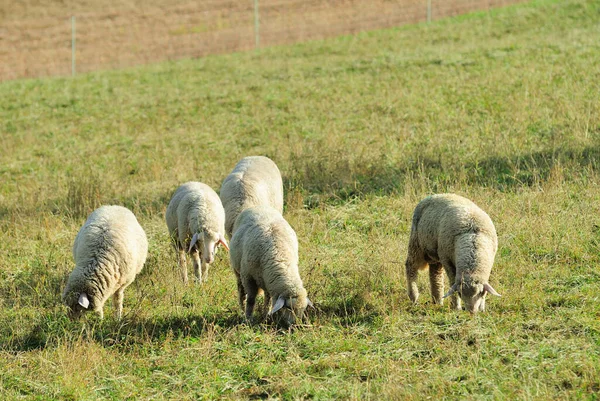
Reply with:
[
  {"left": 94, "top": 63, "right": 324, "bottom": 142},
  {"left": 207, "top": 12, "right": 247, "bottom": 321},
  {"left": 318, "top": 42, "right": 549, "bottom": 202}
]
[
  {"left": 405, "top": 194, "right": 501, "bottom": 313},
  {"left": 62, "top": 205, "right": 148, "bottom": 320},
  {"left": 229, "top": 205, "right": 312, "bottom": 327},
  {"left": 219, "top": 156, "right": 284, "bottom": 238},
  {"left": 166, "top": 182, "right": 229, "bottom": 284}
]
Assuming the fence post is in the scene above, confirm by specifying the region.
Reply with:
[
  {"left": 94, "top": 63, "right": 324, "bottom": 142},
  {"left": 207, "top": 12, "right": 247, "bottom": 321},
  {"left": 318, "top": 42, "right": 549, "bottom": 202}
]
[
  {"left": 426, "top": 0, "right": 432, "bottom": 23},
  {"left": 71, "top": 16, "right": 76, "bottom": 76},
  {"left": 254, "top": 0, "right": 260, "bottom": 48}
]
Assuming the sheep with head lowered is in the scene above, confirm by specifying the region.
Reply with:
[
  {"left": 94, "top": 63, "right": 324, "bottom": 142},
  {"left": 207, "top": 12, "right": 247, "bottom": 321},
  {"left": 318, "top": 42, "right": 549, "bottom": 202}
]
[
  {"left": 405, "top": 194, "right": 501, "bottom": 313},
  {"left": 219, "top": 156, "right": 283, "bottom": 239},
  {"left": 166, "top": 182, "right": 229, "bottom": 284},
  {"left": 229, "top": 205, "right": 312, "bottom": 327},
  {"left": 62, "top": 205, "right": 148, "bottom": 320}
]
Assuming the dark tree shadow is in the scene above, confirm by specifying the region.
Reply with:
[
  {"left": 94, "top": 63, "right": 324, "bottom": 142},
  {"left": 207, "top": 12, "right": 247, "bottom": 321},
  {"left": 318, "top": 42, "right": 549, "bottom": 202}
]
[
  {"left": 465, "top": 145, "right": 600, "bottom": 189},
  {"left": 284, "top": 145, "right": 600, "bottom": 204}
]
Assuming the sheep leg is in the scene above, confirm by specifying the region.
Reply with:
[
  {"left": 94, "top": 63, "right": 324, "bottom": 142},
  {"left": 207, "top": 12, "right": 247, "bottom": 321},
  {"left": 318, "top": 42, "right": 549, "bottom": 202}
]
[
  {"left": 444, "top": 263, "right": 462, "bottom": 311},
  {"left": 191, "top": 250, "right": 202, "bottom": 283},
  {"left": 178, "top": 249, "right": 188, "bottom": 285},
  {"left": 405, "top": 252, "right": 427, "bottom": 303},
  {"left": 201, "top": 261, "right": 209, "bottom": 283},
  {"left": 479, "top": 297, "right": 486, "bottom": 312},
  {"left": 244, "top": 278, "right": 259, "bottom": 321},
  {"left": 261, "top": 289, "right": 271, "bottom": 317},
  {"left": 112, "top": 287, "right": 125, "bottom": 320},
  {"left": 452, "top": 293, "right": 462, "bottom": 311},
  {"left": 429, "top": 263, "right": 444, "bottom": 305},
  {"left": 235, "top": 273, "right": 246, "bottom": 313}
]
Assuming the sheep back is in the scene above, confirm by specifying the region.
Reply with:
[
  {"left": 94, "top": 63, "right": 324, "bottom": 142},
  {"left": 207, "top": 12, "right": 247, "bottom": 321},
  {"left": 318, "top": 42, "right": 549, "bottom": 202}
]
[
  {"left": 166, "top": 181, "right": 226, "bottom": 249},
  {"left": 220, "top": 156, "right": 284, "bottom": 238}
]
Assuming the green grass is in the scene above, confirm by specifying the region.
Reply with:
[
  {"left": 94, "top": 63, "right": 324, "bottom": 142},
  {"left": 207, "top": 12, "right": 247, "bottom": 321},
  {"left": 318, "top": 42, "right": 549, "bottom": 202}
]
[{"left": 1, "top": 0, "right": 600, "bottom": 399}]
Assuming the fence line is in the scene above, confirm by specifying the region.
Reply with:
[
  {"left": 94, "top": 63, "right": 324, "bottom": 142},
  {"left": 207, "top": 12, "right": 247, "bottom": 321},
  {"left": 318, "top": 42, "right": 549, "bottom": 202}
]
[
  {"left": 71, "top": 16, "right": 76, "bottom": 77},
  {"left": 0, "top": 0, "right": 528, "bottom": 82},
  {"left": 254, "top": 0, "right": 260, "bottom": 48},
  {"left": 427, "top": 0, "right": 432, "bottom": 23}
]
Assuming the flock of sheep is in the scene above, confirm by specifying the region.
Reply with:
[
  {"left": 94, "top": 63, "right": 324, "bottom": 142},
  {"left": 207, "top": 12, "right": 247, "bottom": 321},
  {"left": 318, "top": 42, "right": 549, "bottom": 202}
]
[{"left": 62, "top": 155, "right": 501, "bottom": 327}]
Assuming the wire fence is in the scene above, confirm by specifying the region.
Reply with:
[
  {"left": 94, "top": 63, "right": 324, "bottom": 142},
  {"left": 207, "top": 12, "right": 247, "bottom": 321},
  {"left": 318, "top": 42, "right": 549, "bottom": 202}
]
[{"left": 0, "top": 0, "right": 527, "bottom": 82}]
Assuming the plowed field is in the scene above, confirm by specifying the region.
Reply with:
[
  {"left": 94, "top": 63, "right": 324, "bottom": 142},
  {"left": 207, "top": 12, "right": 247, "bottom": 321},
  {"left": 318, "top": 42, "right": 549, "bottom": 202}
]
[{"left": 0, "top": 0, "right": 525, "bottom": 81}]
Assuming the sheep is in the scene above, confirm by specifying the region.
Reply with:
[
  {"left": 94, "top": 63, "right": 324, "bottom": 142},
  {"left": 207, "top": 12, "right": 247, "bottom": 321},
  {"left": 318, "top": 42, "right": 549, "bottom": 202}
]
[
  {"left": 165, "top": 182, "right": 229, "bottom": 284},
  {"left": 229, "top": 205, "right": 312, "bottom": 327},
  {"left": 219, "top": 156, "right": 284, "bottom": 239},
  {"left": 62, "top": 205, "right": 148, "bottom": 320},
  {"left": 405, "top": 193, "right": 501, "bottom": 313}
]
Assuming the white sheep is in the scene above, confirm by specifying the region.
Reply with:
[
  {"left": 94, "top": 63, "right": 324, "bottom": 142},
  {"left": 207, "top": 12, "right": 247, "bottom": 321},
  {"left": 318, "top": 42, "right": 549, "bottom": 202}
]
[
  {"left": 166, "top": 182, "right": 229, "bottom": 284},
  {"left": 405, "top": 193, "right": 501, "bottom": 313},
  {"left": 219, "top": 156, "right": 284, "bottom": 238},
  {"left": 62, "top": 205, "right": 148, "bottom": 320},
  {"left": 229, "top": 205, "right": 312, "bottom": 327}
]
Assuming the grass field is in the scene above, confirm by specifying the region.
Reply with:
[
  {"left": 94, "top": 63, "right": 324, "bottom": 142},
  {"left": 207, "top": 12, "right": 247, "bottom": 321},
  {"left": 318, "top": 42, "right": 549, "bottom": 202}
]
[{"left": 1, "top": 0, "right": 600, "bottom": 399}]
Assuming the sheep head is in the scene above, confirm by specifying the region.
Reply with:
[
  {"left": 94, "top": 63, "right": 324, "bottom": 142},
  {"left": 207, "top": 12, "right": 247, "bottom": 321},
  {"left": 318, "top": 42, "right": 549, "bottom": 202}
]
[
  {"left": 444, "top": 281, "right": 500, "bottom": 313},
  {"left": 268, "top": 288, "right": 312, "bottom": 327},
  {"left": 189, "top": 231, "right": 229, "bottom": 264},
  {"left": 63, "top": 291, "right": 92, "bottom": 320}
]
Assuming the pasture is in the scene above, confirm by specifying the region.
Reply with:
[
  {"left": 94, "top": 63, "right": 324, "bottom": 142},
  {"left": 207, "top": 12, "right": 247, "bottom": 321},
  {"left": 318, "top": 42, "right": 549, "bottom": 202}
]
[{"left": 1, "top": 0, "right": 599, "bottom": 399}]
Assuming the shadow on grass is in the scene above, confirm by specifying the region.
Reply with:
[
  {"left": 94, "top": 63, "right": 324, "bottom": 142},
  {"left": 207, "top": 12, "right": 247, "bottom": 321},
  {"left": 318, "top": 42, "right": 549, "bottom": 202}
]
[
  {"left": 4, "top": 296, "right": 383, "bottom": 352},
  {"left": 1, "top": 311, "right": 245, "bottom": 353},
  {"left": 285, "top": 145, "right": 600, "bottom": 205},
  {"left": 0, "top": 261, "right": 67, "bottom": 310},
  {"left": 50, "top": 179, "right": 173, "bottom": 220},
  {"left": 313, "top": 294, "right": 381, "bottom": 327},
  {"left": 465, "top": 145, "right": 600, "bottom": 188}
]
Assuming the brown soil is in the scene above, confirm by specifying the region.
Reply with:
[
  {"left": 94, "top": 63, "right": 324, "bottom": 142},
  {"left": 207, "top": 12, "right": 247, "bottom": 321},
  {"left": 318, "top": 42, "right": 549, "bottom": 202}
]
[{"left": 0, "top": 0, "right": 526, "bottom": 81}]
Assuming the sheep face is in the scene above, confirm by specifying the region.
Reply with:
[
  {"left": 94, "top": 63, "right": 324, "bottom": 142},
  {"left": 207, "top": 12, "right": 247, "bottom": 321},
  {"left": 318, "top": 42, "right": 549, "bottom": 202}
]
[
  {"left": 447, "top": 281, "right": 501, "bottom": 313},
  {"left": 189, "top": 230, "right": 229, "bottom": 264},
  {"left": 459, "top": 283, "right": 487, "bottom": 313},
  {"left": 63, "top": 291, "right": 92, "bottom": 320},
  {"left": 272, "top": 301, "right": 304, "bottom": 328},
  {"left": 201, "top": 231, "right": 219, "bottom": 264},
  {"left": 269, "top": 289, "right": 312, "bottom": 327}
]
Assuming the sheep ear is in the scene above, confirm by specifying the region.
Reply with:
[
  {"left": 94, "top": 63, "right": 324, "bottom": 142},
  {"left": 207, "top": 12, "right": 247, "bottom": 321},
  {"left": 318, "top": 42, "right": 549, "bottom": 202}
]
[
  {"left": 483, "top": 283, "right": 501, "bottom": 297},
  {"left": 268, "top": 296, "right": 286, "bottom": 316},
  {"left": 218, "top": 234, "right": 229, "bottom": 251},
  {"left": 307, "top": 298, "right": 314, "bottom": 308},
  {"left": 443, "top": 284, "right": 458, "bottom": 299},
  {"left": 188, "top": 232, "right": 200, "bottom": 253},
  {"left": 78, "top": 293, "right": 90, "bottom": 309}
]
